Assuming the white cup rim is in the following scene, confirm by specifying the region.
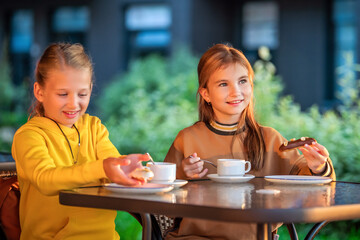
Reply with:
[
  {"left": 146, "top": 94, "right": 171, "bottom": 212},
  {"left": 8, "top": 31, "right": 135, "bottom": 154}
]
[
  {"left": 218, "top": 159, "right": 246, "bottom": 162},
  {"left": 146, "top": 162, "right": 175, "bottom": 165}
]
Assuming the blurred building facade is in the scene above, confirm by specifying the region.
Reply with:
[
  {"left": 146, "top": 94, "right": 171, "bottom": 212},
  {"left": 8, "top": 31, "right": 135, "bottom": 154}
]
[{"left": 0, "top": 0, "right": 359, "bottom": 109}]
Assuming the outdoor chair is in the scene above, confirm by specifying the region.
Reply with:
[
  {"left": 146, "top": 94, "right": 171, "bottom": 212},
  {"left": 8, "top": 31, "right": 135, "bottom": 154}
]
[
  {"left": 132, "top": 212, "right": 294, "bottom": 240},
  {"left": 0, "top": 152, "right": 16, "bottom": 178},
  {"left": 132, "top": 211, "right": 328, "bottom": 240},
  {"left": 0, "top": 152, "right": 20, "bottom": 240}
]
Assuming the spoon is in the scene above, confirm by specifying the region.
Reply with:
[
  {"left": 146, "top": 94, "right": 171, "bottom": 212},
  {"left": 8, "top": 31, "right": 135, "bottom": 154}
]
[
  {"left": 189, "top": 156, "right": 217, "bottom": 168},
  {"left": 146, "top": 153, "right": 156, "bottom": 165},
  {"left": 201, "top": 159, "right": 217, "bottom": 168}
]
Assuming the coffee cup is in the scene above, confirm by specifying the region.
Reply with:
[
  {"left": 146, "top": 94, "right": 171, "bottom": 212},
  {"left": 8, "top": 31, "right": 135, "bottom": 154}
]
[
  {"left": 217, "top": 159, "right": 251, "bottom": 176},
  {"left": 146, "top": 162, "right": 176, "bottom": 183}
]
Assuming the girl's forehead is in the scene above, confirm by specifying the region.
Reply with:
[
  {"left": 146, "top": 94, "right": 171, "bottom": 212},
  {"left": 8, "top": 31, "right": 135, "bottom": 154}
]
[
  {"left": 220, "top": 62, "right": 247, "bottom": 71},
  {"left": 45, "top": 67, "right": 92, "bottom": 88},
  {"left": 211, "top": 63, "right": 248, "bottom": 77}
]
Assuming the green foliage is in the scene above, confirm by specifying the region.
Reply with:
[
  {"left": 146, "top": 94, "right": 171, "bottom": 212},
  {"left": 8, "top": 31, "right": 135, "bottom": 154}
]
[
  {"left": 97, "top": 46, "right": 199, "bottom": 162},
  {"left": 253, "top": 48, "right": 360, "bottom": 238},
  {"left": 0, "top": 40, "right": 29, "bottom": 152},
  {"left": 114, "top": 212, "right": 141, "bottom": 240},
  {"left": 253, "top": 48, "right": 360, "bottom": 182},
  {"left": 278, "top": 221, "right": 360, "bottom": 240}
]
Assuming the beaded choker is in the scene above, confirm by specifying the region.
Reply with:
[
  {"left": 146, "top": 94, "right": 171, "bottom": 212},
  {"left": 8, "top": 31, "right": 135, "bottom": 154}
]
[{"left": 47, "top": 117, "right": 80, "bottom": 164}]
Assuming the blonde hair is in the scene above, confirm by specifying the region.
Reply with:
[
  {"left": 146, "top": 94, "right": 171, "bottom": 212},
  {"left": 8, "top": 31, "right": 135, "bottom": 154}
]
[
  {"left": 29, "top": 43, "right": 93, "bottom": 118},
  {"left": 197, "top": 43, "right": 265, "bottom": 170}
]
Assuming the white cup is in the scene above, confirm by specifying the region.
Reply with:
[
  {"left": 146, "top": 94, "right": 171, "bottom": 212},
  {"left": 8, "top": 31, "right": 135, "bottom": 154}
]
[
  {"left": 217, "top": 159, "right": 251, "bottom": 176},
  {"left": 146, "top": 162, "right": 176, "bottom": 183}
]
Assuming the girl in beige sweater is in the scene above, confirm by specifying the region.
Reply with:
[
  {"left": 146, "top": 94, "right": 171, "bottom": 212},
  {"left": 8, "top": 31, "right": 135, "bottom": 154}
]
[{"left": 164, "top": 43, "right": 335, "bottom": 240}]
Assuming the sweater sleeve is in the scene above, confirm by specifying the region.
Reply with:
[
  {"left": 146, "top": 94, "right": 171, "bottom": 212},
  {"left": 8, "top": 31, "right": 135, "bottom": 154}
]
[
  {"left": 93, "top": 117, "right": 121, "bottom": 161},
  {"left": 12, "top": 118, "right": 120, "bottom": 196},
  {"left": 164, "top": 131, "right": 188, "bottom": 179}
]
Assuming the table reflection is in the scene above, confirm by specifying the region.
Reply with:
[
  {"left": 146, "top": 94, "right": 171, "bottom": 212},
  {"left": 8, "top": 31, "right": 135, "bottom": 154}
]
[{"left": 71, "top": 178, "right": 344, "bottom": 212}]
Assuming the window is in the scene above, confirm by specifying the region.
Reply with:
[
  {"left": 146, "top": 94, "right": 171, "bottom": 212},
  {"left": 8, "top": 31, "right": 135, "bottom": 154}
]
[
  {"left": 10, "top": 10, "right": 33, "bottom": 85},
  {"left": 51, "top": 6, "right": 89, "bottom": 45},
  {"left": 124, "top": 4, "right": 172, "bottom": 64},
  {"left": 242, "top": 1, "right": 279, "bottom": 50},
  {"left": 333, "top": 0, "right": 358, "bottom": 103}
]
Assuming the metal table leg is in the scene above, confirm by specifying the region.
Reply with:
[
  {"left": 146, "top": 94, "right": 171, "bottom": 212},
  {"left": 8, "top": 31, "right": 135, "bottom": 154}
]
[
  {"left": 140, "top": 213, "right": 152, "bottom": 240},
  {"left": 304, "top": 221, "right": 329, "bottom": 240},
  {"left": 285, "top": 223, "right": 299, "bottom": 240},
  {"left": 257, "top": 223, "right": 272, "bottom": 240}
]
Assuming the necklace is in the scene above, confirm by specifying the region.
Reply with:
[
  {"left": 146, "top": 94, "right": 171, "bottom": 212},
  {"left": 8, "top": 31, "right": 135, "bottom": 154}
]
[{"left": 47, "top": 118, "right": 80, "bottom": 164}]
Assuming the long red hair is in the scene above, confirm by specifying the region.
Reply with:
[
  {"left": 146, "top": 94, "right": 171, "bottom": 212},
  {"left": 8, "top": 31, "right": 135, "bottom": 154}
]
[{"left": 197, "top": 43, "right": 265, "bottom": 170}]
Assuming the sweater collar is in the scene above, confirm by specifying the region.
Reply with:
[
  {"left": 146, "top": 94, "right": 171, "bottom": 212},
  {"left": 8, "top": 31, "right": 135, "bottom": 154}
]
[
  {"left": 28, "top": 116, "right": 79, "bottom": 135},
  {"left": 205, "top": 120, "right": 245, "bottom": 136}
]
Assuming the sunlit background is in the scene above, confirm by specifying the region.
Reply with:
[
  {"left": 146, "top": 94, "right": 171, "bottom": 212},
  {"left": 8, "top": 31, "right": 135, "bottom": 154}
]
[
  {"left": 0, "top": 0, "right": 359, "bottom": 239},
  {"left": 1, "top": 0, "right": 358, "bottom": 108}
]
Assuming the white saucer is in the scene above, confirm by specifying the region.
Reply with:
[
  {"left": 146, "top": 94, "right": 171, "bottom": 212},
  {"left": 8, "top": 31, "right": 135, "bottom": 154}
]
[
  {"left": 207, "top": 174, "right": 255, "bottom": 183},
  {"left": 104, "top": 183, "right": 174, "bottom": 194},
  {"left": 149, "top": 179, "right": 188, "bottom": 188},
  {"left": 264, "top": 175, "right": 332, "bottom": 185}
]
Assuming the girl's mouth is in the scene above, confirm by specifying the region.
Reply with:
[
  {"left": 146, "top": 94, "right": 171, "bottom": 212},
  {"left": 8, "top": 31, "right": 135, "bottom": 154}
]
[
  {"left": 227, "top": 100, "right": 243, "bottom": 104},
  {"left": 64, "top": 111, "right": 79, "bottom": 118}
]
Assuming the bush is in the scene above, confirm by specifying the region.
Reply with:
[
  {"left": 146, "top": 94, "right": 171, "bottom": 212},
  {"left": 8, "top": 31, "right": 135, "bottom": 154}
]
[
  {"left": 114, "top": 212, "right": 142, "bottom": 240},
  {"left": 97, "top": 46, "right": 199, "bottom": 162},
  {"left": 253, "top": 48, "right": 360, "bottom": 182},
  {"left": 0, "top": 40, "right": 29, "bottom": 152}
]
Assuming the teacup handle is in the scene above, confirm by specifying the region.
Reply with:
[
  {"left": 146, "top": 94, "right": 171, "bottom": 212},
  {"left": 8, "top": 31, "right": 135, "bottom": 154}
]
[{"left": 244, "top": 161, "right": 251, "bottom": 173}]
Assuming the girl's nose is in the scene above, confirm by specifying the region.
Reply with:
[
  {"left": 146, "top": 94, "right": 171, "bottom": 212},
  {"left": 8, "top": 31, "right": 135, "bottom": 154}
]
[
  {"left": 67, "top": 95, "right": 79, "bottom": 108},
  {"left": 230, "top": 84, "right": 241, "bottom": 96}
]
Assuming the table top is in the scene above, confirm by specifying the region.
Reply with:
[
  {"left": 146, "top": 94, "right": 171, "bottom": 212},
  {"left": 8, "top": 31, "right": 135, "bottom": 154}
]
[{"left": 60, "top": 177, "right": 360, "bottom": 224}]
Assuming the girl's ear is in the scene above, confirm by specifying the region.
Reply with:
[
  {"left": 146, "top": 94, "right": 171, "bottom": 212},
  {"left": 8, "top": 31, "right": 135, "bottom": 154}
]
[
  {"left": 33, "top": 82, "right": 44, "bottom": 102},
  {"left": 199, "top": 87, "right": 210, "bottom": 103}
]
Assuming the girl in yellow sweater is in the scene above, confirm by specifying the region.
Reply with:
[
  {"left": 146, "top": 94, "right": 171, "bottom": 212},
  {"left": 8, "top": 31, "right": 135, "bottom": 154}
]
[
  {"left": 164, "top": 43, "right": 335, "bottom": 239},
  {"left": 12, "top": 43, "right": 150, "bottom": 240}
]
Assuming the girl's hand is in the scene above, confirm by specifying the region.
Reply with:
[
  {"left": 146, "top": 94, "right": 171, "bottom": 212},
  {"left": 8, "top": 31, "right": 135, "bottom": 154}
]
[
  {"left": 182, "top": 153, "right": 208, "bottom": 179},
  {"left": 299, "top": 142, "right": 329, "bottom": 174},
  {"left": 103, "top": 154, "right": 151, "bottom": 185}
]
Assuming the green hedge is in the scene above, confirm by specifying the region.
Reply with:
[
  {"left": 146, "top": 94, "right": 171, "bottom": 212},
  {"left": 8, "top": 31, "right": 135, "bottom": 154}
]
[
  {"left": 253, "top": 48, "right": 360, "bottom": 182},
  {"left": 0, "top": 41, "right": 29, "bottom": 152},
  {"left": 97, "top": 46, "right": 199, "bottom": 162}
]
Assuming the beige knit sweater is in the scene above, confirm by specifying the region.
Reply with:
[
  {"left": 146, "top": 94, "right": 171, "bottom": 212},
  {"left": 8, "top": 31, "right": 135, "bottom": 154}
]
[{"left": 164, "top": 121, "right": 335, "bottom": 240}]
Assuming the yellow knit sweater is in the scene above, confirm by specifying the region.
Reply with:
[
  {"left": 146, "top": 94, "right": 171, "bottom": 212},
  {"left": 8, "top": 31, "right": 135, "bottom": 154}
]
[{"left": 12, "top": 114, "right": 120, "bottom": 240}]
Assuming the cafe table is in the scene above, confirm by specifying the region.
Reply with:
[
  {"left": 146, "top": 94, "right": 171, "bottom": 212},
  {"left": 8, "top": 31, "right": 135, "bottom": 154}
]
[{"left": 59, "top": 177, "right": 360, "bottom": 240}]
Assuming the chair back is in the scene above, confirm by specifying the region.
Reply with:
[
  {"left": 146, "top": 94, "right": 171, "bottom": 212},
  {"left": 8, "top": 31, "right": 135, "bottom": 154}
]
[
  {"left": 0, "top": 152, "right": 16, "bottom": 177},
  {"left": 0, "top": 152, "right": 20, "bottom": 240}
]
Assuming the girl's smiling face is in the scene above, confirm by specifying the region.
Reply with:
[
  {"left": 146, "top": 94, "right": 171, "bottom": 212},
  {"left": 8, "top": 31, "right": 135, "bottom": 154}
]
[
  {"left": 34, "top": 66, "right": 92, "bottom": 128},
  {"left": 199, "top": 63, "right": 252, "bottom": 124}
]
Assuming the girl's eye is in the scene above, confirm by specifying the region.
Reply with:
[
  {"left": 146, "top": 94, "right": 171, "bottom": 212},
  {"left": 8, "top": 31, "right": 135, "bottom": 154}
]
[
  {"left": 219, "top": 82, "right": 227, "bottom": 87},
  {"left": 58, "top": 93, "right": 67, "bottom": 97},
  {"left": 78, "top": 92, "right": 89, "bottom": 97},
  {"left": 239, "top": 79, "right": 247, "bottom": 84}
]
